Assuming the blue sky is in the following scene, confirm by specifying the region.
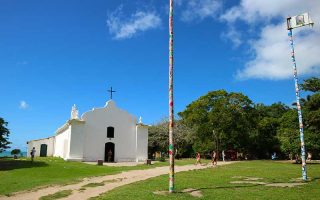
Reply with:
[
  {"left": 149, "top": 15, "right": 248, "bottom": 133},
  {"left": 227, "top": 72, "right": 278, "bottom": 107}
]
[{"left": 1, "top": 0, "right": 319, "bottom": 151}]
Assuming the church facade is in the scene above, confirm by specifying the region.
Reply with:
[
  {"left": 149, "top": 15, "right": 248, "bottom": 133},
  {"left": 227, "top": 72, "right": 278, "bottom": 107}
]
[{"left": 27, "top": 100, "right": 149, "bottom": 162}]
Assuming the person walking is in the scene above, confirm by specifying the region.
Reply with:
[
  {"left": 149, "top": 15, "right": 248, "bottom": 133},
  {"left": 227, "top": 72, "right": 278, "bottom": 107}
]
[
  {"left": 212, "top": 151, "right": 218, "bottom": 166},
  {"left": 30, "top": 147, "right": 36, "bottom": 162},
  {"left": 195, "top": 152, "right": 201, "bottom": 165},
  {"left": 222, "top": 150, "right": 225, "bottom": 162}
]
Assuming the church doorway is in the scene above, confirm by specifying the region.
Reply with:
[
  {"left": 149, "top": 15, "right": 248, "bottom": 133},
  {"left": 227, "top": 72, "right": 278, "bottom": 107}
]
[
  {"left": 40, "top": 144, "right": 47, "bottom": 157},
  {"left": 105, "top": 142, "right": 115, "bottom": 162}
]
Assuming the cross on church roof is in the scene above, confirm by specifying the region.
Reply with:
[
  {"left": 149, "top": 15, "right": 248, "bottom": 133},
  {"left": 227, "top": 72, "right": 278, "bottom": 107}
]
[{"left": 107, "top": 87, "right": 116, "bottom": 100}]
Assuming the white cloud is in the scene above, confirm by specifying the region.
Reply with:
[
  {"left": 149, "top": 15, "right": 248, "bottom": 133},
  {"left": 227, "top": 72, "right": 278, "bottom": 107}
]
[
  {"left": 237, "top": 24, "right": 320, "bottom": 79},
  {"left": 221, "top": 0, "right": 304, "bottom": 24},
  {"left": 19, "top": 101, "right": 28, "bottom": 109},
  {"left": 106, "top": 7, "right": 161, "bottom": 40},
  {"left": 221, "top": 0, "right": 320, "bottom": 80},
  {"left": 180, "top": 0, "right": 222, "bottom": 22},
  {"left": 221, "top": 25, "right": 242, "bottom": 48}
]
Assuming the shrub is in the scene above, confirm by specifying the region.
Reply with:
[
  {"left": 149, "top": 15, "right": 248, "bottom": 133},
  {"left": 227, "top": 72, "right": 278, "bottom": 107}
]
[
  {"left": 156, "top": 157, "right": 166, "bottom": 162},
  {"left": 10, "top": 149, "right": 21, "bottom": 155}
]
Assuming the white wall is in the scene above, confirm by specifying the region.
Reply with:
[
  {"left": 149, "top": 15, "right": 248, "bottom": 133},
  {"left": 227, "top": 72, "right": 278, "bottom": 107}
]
[
  {"left": 27, "top": 137, "right": 54, "bottom": 157},
  {"left": 68, "top": 120, "right": 85, "bottom": 161},
  {"left": 136, "top": 125, "right": 148, "bottom": 162},
  {"left": 81, "top": 100, "right": 137, "bottom": 162},
  {"left": 54, "top": 126, "right": 71, "bottom": 160}
]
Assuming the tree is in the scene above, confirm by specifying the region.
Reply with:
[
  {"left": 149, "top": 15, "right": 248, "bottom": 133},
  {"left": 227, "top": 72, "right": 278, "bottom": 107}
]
[
  {"left": 148, "top": 118, "right": 194, "bottom": 158},
  {"left": 304, "top": 93, "right": 320, "bottom": 131},
  {"left": 300, "top": 77, "right": 320, "bottom": 133},
  {"left": 11, "top": 149, "right": 21, "bottom": 155},
  {"left": 0, "top": 117, "right": 11, "bottom": 153},
  {"left": 179, "top": 90, "right": 256, "bottom": 154},
  {"left": 148, "top": 119, "right": 169, "bottom": 155},
  {"left": 300, "top": 77, "right": 320, "bottom": 156},
  {"left": 250, "top": 103, "right": 289, "bottom": 158},
  {"left": 276, "top": 109, "right": 300, "bottom": 157},
  {"left": 300, "top": 77, "right": 320, "bottom": 93}
]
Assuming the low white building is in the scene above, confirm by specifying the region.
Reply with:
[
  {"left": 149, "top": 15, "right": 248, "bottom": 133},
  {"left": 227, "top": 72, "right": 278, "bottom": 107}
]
[{"left": 27, "top": 100, "right": 148, "bottom": 162}]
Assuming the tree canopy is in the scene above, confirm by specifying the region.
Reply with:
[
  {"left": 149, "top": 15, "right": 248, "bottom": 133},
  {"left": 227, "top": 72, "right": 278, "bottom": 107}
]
[
  {"left": 300, "top": 77, "right": 320, "bottom": 93},
  {"left": 148, "top": 78, "right": 320, "bottom": 160},
  {"left": 178, "top": 90, "right": 256, "bottom": 154},
  {"left": 0, "top": 117, "right": 11, "bottom": 153},
  {"left": 11, "top": 149, "right": 21, "bottom": 155}
]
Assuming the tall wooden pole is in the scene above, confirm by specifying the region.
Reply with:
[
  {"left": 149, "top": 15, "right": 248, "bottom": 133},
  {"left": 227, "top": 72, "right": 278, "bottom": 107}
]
[
  {"left": 288, "top": 28, "right": 307, "bottom": 181},
  {"left": 168, "top": 0, "right": 175, "bottom": 193}
]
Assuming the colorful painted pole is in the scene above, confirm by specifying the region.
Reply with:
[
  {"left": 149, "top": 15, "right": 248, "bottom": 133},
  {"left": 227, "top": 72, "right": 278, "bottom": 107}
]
[
  {"left": 288, "top": 27, "right": 307, "bottom": 181},
  {"left": 168, "top": 0, "right": 175, "bottom": 193}
]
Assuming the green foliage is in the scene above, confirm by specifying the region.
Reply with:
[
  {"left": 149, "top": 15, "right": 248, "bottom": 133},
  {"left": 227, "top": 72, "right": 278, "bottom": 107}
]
[
  {"left": 300, "top": 77, "right": 320, "bottom": 92},
  {"left": 304, "top": 93, "right": 320, "bottom": 131},
  {"left": 148, "top": 119, "right": 194, "bottom": 158},
  {"left": 300, "top": 77, "right": 320, "bottom": 155},
  {"left": 249, "top": 103, "right": 290, "bottom": 158},
  {"left": 175, "top": 78, "right": 320, "bottom": 159},
  {"left": 0, "top": 117, "right": 11, "bottom": 153},
  {"left": 276, "top": 110, "right": 300, "bottom": 156},
  {"left": 179, "top": 90, "right": 256, "bottom": 153},
  {"left": 11, "top": 149, "right": 21, "bottom": 155},
  {"left": 156, "top": 157, "right": 166, "bottom": 162}
]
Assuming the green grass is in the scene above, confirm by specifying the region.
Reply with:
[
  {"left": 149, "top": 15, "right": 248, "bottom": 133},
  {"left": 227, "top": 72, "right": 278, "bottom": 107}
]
[
  {"left": 39, "top": 190, "right": 73, "bottom": 200},
  {"left": 0, "top": 157, "right": 201, "bottom": 195},
  {"left": 92, "top": 161, "right": 320, "bottom": 200}
]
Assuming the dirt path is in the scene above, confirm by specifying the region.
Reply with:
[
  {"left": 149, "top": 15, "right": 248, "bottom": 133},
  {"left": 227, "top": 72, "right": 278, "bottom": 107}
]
[{"left": 1, "top": 162, "right": 235, "bottom": 200}]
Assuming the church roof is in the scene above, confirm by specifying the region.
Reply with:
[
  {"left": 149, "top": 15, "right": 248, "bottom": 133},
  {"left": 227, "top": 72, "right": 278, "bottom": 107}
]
[
  {"left": 26, "top": 136, "right": 55, "bottom": 143},
  {"left": 55, "top": 119, "right": 85, "bottom": 135}
]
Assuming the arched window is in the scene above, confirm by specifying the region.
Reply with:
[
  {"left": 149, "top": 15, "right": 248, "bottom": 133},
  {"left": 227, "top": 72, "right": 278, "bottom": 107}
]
[{"left": 107, "top": 126, "right": 114, "bottom": 138}]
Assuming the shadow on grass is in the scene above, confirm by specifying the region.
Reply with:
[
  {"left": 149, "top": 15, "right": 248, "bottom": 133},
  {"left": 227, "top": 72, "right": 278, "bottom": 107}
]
[
  {"left": 309, "top": 177, "right": 320, "bottom": 182},
  {"left": 176, "top": 178, "right": 320, "bottom": 194},
  {"left": 0, "top": 159, "right": 48, "bottom": 171},
  {"left": 292, "top": 161, "right": 320, "bottom": 165},
  {"left": 173, "top": 184, "right": 261, "bottom": 194}
]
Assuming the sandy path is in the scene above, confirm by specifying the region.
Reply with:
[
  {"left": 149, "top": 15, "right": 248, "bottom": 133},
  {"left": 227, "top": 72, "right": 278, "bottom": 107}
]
[{"left": 1, "top": 162, "right": 235, "bottom": 200}]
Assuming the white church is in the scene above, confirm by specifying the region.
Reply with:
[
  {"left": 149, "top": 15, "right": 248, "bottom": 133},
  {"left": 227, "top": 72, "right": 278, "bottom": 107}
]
[{"left": 27, "top": 100, "right": 149, "bottom": 162}]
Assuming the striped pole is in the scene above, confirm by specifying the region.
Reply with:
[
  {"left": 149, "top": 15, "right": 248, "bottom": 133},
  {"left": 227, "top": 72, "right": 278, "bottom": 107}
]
[
  {"left": 288, "top": 29, "right": 307, "bottom": 181},
  {"left": 168, "top": 0, "right": 175, "bottom": 193}
]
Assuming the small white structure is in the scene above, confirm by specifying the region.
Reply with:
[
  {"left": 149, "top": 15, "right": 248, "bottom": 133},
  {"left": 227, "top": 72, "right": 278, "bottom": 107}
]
[{"left": 27, "top": 100, "right": 148, "bottom": 162}]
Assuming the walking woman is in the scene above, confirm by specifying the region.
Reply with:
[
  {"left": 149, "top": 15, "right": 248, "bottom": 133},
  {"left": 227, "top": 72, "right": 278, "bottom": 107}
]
[
  {"left": 212, "top": 151, "right": 218, "bottom": 166},
  {"left": 195, "top": 152, "right": 201, "bottom": 165}
]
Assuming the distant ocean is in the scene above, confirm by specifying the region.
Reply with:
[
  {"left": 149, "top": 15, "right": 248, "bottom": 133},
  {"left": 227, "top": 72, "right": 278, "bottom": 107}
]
[{"left": 0, "top": 151, "right": 27, "bottom": 157}]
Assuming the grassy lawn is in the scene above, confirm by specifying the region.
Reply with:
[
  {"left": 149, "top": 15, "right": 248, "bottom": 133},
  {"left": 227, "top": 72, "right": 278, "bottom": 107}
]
[
  {"left": 0, "top": 157, "right": 202, "bottom": 195},
  {"left": 93, "top": 161, "right": 320, "bottom": 200}
]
